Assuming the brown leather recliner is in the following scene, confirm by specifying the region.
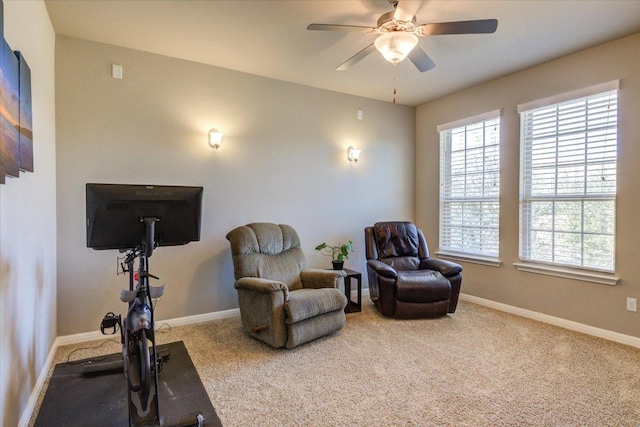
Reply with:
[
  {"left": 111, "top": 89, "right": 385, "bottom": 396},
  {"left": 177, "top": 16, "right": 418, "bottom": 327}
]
[{"left": 365, "top": 221, "right": 462, "bottom": 319}]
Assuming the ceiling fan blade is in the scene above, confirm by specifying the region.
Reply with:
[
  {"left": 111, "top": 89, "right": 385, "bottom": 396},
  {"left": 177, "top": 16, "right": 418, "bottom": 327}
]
[
  {"left": 393, "top": 0, "right": 422, "bottom": 22},
  {"left": 408, "top": 46, "right": 436, "bottom": 72},
  {"left": 307, "top": 23, "right": 375, "bottom": 33},
  {"left": 416, "top": 19, "right": 498, "bottom": 36},
  {"left": 336, "top": 43, "right": 376, "bottom": 71}
]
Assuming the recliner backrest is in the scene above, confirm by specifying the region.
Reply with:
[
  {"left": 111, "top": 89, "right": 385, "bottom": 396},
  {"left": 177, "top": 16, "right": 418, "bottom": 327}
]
[
  {"left": 226, "top": 223, "right": 305, "bottom": 290},
  {"left": 367, "top": 222, "right": 430, "bottom": 271},
  {"left": 374, "top": 222, "right": 419, "bottom": 257}
]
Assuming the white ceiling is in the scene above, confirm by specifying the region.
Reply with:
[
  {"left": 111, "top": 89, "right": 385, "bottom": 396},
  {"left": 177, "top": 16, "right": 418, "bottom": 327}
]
[{"left": 44, "top": 0, "right": 640, "bottom": 106}]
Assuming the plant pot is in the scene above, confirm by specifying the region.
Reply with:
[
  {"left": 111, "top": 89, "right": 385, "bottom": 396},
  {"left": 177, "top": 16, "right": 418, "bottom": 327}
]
[{"left": 332, "top": 261, "right": 344, "bottom": 270}]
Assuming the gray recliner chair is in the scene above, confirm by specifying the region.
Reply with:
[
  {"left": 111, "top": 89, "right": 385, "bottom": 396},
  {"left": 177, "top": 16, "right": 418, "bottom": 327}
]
[{"left": 226, "top": 223, "right": 348, "bottom": 349}]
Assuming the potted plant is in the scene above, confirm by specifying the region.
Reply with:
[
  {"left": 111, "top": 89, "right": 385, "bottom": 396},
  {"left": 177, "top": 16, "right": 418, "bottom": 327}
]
[{"left": 315, "top": 240, "right": 354, "bottom": 270}]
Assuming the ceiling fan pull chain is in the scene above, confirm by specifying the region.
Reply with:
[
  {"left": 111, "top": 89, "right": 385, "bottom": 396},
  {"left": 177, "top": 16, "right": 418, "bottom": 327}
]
[{"left": 393, "top": 64, "right": 397, "bottom": 104}]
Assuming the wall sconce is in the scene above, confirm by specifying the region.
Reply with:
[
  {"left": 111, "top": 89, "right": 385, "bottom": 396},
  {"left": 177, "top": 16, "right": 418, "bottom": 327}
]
[
  {"left": 208, "top": 128, "right": 224, "bottom": 149},
  {"left": 347, "top": 146, "right": 362, "bottom": 163}
]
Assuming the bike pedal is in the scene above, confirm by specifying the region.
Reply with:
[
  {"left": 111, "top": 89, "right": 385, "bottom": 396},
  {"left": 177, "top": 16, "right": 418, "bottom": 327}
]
[
  {"left": 155, "top": 357, "right": 164, "bottom": 375},
  {"left": 100, "top": 313, "right": 121, "bottom": 335},
  {"left": 157, "top": 347, "right": 170, "bottom": 361}
]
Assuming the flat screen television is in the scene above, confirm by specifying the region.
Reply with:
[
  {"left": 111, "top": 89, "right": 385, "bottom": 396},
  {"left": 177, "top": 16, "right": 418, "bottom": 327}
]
[{"left": 86, "top": 183, "right": 203, "bottom": 251}]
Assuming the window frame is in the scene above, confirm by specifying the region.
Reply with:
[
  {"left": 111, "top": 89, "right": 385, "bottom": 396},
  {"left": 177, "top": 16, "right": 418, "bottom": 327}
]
[{"left": 516, "top": 80, "right": 620, "bottom": 285}]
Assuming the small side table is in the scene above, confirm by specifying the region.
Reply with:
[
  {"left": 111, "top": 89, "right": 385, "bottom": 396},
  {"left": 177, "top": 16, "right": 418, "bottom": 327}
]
[{"left": 343, "top": 268, "right": 362, "bottom": 313}]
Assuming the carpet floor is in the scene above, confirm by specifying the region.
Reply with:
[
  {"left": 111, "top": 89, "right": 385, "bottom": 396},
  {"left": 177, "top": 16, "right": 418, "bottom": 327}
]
[{"left": 31, "top": 299, "right": 640, "bottom": 426}]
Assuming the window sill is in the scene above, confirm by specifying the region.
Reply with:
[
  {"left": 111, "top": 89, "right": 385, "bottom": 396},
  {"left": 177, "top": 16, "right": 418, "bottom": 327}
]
[
  {"left": 513, "top": 262, "right": 619, "bottom": 286},
  {"left": 436, "top": 251, "right": 502, "bottom": 267}
]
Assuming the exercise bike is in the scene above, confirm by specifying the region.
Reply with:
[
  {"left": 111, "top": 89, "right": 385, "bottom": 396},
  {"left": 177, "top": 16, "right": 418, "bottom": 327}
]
[{"left": 97, "top": 217, "right": 205, "bottom": 427}]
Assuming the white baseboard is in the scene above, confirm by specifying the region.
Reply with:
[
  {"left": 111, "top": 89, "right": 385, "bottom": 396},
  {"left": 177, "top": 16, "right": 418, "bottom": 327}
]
[
  {"left": 18, "top": 339, "right": 58, "bottom": 427},
  {"left": 460, "top": 293, "right": 640, "bottom": 349},
  {"left": 19, "top": 308, "right": 239, "bottom": 427},
  {"left": 156, "top": 307, "right": 240, "bottom": 328},
  {"left": 55, "top": 308, "right": 240, "bottom": 347}
]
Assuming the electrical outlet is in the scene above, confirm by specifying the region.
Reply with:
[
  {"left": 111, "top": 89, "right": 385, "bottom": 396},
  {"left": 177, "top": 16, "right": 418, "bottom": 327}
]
[{"left": 626, "top": 297, "right": 637, "bottom": 312}]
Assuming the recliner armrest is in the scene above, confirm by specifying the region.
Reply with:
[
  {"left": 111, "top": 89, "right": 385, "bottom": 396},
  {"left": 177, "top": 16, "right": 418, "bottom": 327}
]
[
  {"left": 300, "top": 268, "right": 346, "bottom": 289},
  {"left": 367, "top": 259, "right": 397, "bottom": 279},
  {"left": 420, "top": 259, "right": 462, "bottom": 277},
  {"left": 235, "top": 277, "right": 289, "bottom": 298}
]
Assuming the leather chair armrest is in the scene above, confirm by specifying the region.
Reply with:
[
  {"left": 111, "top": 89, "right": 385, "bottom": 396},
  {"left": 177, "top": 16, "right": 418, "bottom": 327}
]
[
  {"left": 300, "top": 268, "right": 346, "bottom": 289},
  {"left": 235, "top": 277, "right": 289, "bottom": 299},
  {"left": 367, "top": 259, "right": 397, "bottom": 279},
  {"left": 420, "top": 259, "right": 462, "bottom": 277}
]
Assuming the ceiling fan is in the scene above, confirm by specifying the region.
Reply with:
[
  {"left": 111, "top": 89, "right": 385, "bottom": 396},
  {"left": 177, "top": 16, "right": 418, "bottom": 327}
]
[{"left": 307, "top": 0, "right": 498, "bottom": 72}]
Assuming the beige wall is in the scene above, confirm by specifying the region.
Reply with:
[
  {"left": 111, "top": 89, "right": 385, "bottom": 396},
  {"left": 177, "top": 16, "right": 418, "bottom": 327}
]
[
  {"left": 0, "top": 1, "right": 57, "bottom": 425},
  {"left": 55, "top": 36, "right": 415, "bottom": 336},
  {"left": 416, "top": 32, "right": 640, "bottom": 337}
]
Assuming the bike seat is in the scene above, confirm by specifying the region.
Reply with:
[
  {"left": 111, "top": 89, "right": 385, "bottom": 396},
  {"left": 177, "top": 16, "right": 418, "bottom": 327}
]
[{"left": 119, "top": 284, "right": 165, "bottom": 303}]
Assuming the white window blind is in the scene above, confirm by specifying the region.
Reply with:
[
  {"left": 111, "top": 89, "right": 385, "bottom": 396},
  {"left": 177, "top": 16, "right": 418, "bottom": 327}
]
[
  {"left": 439, "top": 112, "right": 500, "bottom": 257},
  {"left": 519, "top": 83, "right": 618, "bottom": 272}
]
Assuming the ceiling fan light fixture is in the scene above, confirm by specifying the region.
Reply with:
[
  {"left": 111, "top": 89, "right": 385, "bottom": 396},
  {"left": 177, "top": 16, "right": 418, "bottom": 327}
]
[{"left": 374, "top": 32, "right": 418, "bottom": 65}]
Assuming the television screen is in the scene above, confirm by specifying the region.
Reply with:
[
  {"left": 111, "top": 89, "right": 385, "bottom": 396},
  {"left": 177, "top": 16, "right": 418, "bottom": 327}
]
[{"left": 86, "top": 183, "right": 203, "bottom": 250}]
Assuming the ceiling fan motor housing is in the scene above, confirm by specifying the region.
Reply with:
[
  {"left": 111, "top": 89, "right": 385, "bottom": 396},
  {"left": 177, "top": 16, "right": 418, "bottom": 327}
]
[{"left": 377, "top": 10, "right": 417, "bottom": 33}]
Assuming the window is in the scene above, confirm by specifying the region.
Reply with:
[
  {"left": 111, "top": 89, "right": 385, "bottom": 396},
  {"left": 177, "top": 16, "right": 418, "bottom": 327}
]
[
  {"left": 438, "top": 110, "right": 501, "bottom": 260},
  {"left": 518, "top": 81, "right": 618, "bottom": 273}
]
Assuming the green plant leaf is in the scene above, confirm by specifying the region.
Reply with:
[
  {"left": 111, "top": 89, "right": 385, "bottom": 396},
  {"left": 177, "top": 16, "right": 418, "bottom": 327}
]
[{"left": 315, "top": 243, "right": 327, "bottom": 251}]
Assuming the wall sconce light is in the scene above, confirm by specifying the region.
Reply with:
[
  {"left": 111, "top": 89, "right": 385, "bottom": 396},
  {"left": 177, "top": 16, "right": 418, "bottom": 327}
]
[
  {"left": 208, "top": 128, "right": 224, "bottom": 149},
  {"left": 347, "top": 146, "right": 362, "bottom": 163}
]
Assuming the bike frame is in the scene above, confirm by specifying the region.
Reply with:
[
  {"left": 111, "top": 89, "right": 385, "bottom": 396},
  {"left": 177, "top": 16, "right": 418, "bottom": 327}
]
[{"left": 120, "top": 217, "right": 162, "bottom": 426}]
